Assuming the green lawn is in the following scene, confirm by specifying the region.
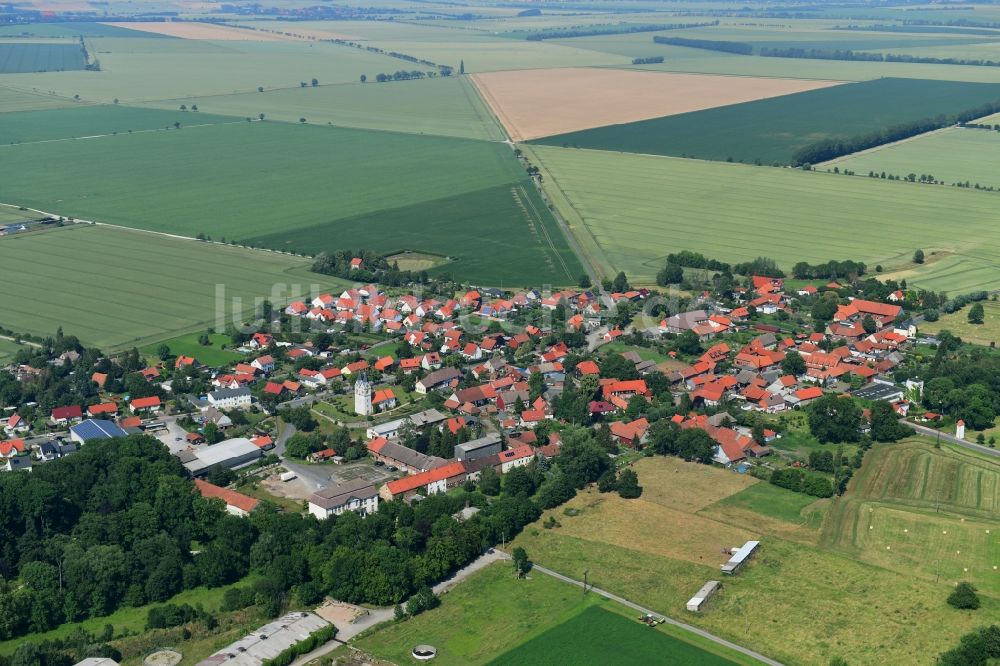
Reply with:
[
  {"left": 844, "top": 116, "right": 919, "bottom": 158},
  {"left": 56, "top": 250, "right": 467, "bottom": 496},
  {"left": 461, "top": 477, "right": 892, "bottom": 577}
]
[
  {"left": 141, "top": 332, "right": 245, "bottom": 368},
  {"left": 529, "top": 144, "right": 1000, "bottom": 291},
  {"left": 0, "top": 337, "right": 28, "bottom": 363},
  {"left": 709, "top": 482, "right": 825, "bottom": 526},
  {"left": 0, "top": 116, "right": 580, "bottom": 285},
  {"left": 919, "top": 298, "right": 1000, "bottom": 347},
  {"left": 355, "top": 562, "right": 752, "bottom": 666},
  {"left": 0, "top": 224, "right": 347, "bottom": 350},
  {"left": 0, "top": 574, "right": 259, "bottom": 656},
  {"left": 600, "top": 342, "right": 671, "bottom": 363},
  {"left": 142, "top": 76, "right": 504, "bottom": 141},
  {"left": 827, "top": 127, "right": 1000, "bottom": 189},
  {"left": 489, "top": 605, "right": 738, "bottom": 666},
  {"left": 531, "top": 78, "right": 1000, "bottom": 165}
]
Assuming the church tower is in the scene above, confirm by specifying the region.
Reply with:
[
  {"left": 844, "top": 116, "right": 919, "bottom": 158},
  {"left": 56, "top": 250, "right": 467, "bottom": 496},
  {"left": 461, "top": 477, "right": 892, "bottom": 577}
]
[{"left": 354, "top": 373, "right": 372, "bottom": 416}]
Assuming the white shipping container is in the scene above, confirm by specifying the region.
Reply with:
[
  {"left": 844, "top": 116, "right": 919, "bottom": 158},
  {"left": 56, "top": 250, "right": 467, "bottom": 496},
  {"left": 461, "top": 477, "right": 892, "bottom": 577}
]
[{"left": 280, "top": 471, "right": 297, "bottom": 482}]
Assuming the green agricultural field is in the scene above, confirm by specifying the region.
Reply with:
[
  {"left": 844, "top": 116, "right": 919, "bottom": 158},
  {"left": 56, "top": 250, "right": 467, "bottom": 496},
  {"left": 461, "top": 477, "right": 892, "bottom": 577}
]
[
  {"left": 820, "top": 439, "right": 1000, "bottom": 597},
  {"left": 490, "top": 606, "right": 739, "bottom": 666},
  {"left": 143, "top": 76, "right": 504, "bottom": 141},
  {"left": 0, "top": 22, "right": 167, "bottom": 38},
  {"left": 0, "top": 37, "right": 404, "bottom": 103},
  {"left": 920, "top": 298, "right": 1000, "bottom": 346},
  {"left": 527, "top": 144, "right": 1000, "bottom": 290},
  {"left": 140, "top": 332, "right": 245, "bottom": 367},
  {"left": 0, "top": 337, "right": 28, "bottom": 363},
  {"left": 826, "top": 127, "right": 1000, "bottom": 189},
  {"left": 512, "top": 461, "right": 999, "bottom": 666},
  {"left": 0, "top": 224, "right": 347, "bottom": 350},
  {"left": 532, "top": 78, "right": 1000, "bottom": 165},
  {"left": 0, "top": 42, "right": 87, "bottom": 73},
  {"left": 0, "top": 104, "right": 236, "bottom": 144},
  {"left": 355, "top": 562, "right": 751, "bottom": 666},
  {"left": 1, "top": 119, "right": 580, "bottom": 285},
  {"left": 0, "top": 85, "right": 81, "bottom": 112},
  {"left": 0, "top": 204, "right": 42, "bottom": 224}
]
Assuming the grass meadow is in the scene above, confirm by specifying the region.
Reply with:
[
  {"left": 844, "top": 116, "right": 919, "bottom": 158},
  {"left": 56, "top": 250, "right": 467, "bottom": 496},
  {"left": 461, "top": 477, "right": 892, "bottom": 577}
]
[
  {"left": 531, "top": 78, "right": 1000, "bottom": 164},
  {"left": 528, "top": 144, "right": 1000, "bottom": 290},
  {"left": 511, "top": 451, "right": 998, "bottom": 665},
  {"left": 0, "top": 42, "right": 86, "bottom": 73},
  {"left": 826, "top": 127, "right": 1000, "bottom": 189},
  {"left": 140, "top": 332, "right": 245, "bottom": 367},
  {"left": 354, "top": 562, "right": 751, "bottom": 666},
  {"left": 0, "top": 85, "right": 82, "bottom": 112},
  {"left": 0, "top": 225, "right": 347, "bottom": 350},
  {"left": 0, "top": 338, "right": 28, "bottom": 363},
  {"left": 142, "top": 76, "right": 504, "bottom": 141},
  {"left": 919, "top": 298, "right": 1000, "bottom": 346},
  {"left": 0, "top": 115, "right": 579, "bottom": 285},
  {"left": 820, "top": 439, "right": 1000, "bottom": 596}
]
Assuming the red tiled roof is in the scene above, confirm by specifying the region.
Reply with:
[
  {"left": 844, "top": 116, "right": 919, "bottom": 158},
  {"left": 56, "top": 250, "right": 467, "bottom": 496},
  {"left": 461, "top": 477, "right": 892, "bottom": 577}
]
[
  {"left": 88, "top": 402, "right": 118, "bottom": 416},
  {"left": 131, "top": 396, "right": 161, "bottom": 410},
  {"left": 194, "top": 479, "right": 258, "bottom": 513},
  {"left": 385, "top": 461, "right": 466, "bottom": 495}
]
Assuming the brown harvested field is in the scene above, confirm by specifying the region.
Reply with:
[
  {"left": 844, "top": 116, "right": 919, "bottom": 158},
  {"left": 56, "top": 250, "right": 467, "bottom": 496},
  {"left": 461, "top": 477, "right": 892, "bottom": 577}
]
[
  {"left": 101, "top": 22, "right": 293, "bottom": 41},
  {"left": 550, "top": 487, "right": 752, "bottom": 566},
  {"left": 472, "top": 67, "right": 843, "bottom": 141},
  {"left": 632, "top": 456, "right": 755, "bottom": 513}
]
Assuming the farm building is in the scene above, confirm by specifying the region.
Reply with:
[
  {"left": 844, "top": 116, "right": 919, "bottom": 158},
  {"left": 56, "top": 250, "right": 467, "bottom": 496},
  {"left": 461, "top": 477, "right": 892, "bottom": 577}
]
[
  {"left": 686, "top": 581, "right": 721, "bottom": 612},
  {"left": 195, "top": 612, "right": 330, "bottom": 666},
  {"left": 182, "top": 437, "right": 262, "bottom": 476},
  {"left": 194, "top": 479, "right": 259, "bottom": 517},
  {"left": 721, "top": 540, "right": 761, "bottom": 574}
]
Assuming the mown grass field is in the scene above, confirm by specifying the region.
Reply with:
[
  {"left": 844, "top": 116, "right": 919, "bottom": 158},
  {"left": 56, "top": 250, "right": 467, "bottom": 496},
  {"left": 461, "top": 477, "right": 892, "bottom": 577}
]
[
  {"left": 512, "top": 452, "right": 998, "bottom": 666},
  {"left": 143, "top": 76, "right": 504, "bottom": 141},
  {"left": 528, "top": 144, "right": 1000, "bottom": 291},
  {"left": 489, "top": 605, "right": 739, "bottom": 666},
  {"left": 0, "top": 42, "right": 86, "bottom": 73},
  {"left": 919, "top": 298, "right": 1000, "bottom": 346},
  {"left": 826, "top": 127, "right": 1000, "bottom": 189},
  {"left": 0, "top": 225, "right": 347, "bottom": 350},
  {"left": 531, "top": 78, "right": 1000, "bottom": 165},
  {"left": 355, "top": 562, "right": 752, "bottom": 666},
  {"left": 0, "top": 337, "right": 27, "bottom": 363},
  {"left": 0, "top": 116, "right": 579, "bottom": 285},
  {"left": 820, "top": 439, "right": 1000, "bottom": 596},
  {"left": 0, "top": 104, "right": 236, "bottom": 144},
  {"left": 140, "top": 332, "right": 245, "bottom": 367}
]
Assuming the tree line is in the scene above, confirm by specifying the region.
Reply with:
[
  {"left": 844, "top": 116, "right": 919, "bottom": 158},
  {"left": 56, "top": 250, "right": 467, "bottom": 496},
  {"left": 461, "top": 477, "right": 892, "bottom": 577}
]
[
  {"left": 759, "top": 46, "right": 1000, "bottom": 68},
  {"left": 632, "top": 56, "right": 665, "bottom": 64},
  {"left": 791, "top": 259, "right": 867, "bottom": 280},
  {"left": 791, "top": 98, "right": 1000, "bottom": 166},
  {"left": 652, "top": 36, "right": 753, "bottom": 55},
  {"left": 525, "top": 21, "right": 716, "bottom": 41}
]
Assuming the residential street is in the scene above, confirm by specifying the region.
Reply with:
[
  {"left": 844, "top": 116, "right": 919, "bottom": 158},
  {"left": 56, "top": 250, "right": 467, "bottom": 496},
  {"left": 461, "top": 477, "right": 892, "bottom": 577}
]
[{"left": 908, "top": 422, "right": 1000, "bottom": 458}]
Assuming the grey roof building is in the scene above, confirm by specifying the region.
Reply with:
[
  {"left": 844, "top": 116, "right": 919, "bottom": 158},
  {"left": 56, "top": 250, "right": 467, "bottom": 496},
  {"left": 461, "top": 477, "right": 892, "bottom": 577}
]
[
  {"left": 455, "top": 434, "right": 502, "bottom": 461},
  {"left": 308, "top": 478, "right": 379, "bottom": 519}
]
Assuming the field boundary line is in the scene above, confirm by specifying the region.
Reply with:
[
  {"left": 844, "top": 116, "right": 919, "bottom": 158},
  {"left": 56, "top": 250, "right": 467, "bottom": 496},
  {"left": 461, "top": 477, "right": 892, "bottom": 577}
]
[
  {"left": 817, "top": 124, "right": 958, "bottom": 168},
  {"left": 0, "top": 118, "right": 250, "bottom": 149}
]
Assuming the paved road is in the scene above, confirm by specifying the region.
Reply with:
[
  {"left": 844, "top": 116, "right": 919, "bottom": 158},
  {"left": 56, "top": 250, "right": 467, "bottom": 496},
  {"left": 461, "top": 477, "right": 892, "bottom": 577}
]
[
  {"left": 907, "top": 421, "right": 1000, "bottom": 458},
  {"left": 289, "top": 550, "right": 507, "bottom": 666},
  {"left": 527, "top": 561, "right": 784, "bottom": 666},
  {"left": 271, "top": 421, "right": 296, "bottom": 458}
]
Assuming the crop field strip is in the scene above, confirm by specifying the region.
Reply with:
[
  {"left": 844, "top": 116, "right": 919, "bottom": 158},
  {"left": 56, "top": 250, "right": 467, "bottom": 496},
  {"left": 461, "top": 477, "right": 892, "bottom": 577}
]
[
  {"left": 0, "top": 42, "right": 87, "bottom": 73},
  {"left": 0, "top": 36, "right": 410, "bottom": 104},
  {"left": 0, "top": 109, "right": 578, "bottom": 285},
  {"left": 528, "top": 145, "right": 1000, "bottom": 290},
  {"left": 140, "top": 76, "right": 505, "bottom": 141},
  {"left": 0, "top": 104, "right": 239, "bottom": 144},
  {"left": 0, "top": 225, "right": 346, "bottom": 349},
  {"left": 826, "top": 126, "right": 1000, "bottom": 190},
  {"left": 531, "top": 77, "right": 1000, "bottom": 165},
  {"left": 0, "top": 22, "right": 172, "bottom": 38},
  {"left": 0, "top": 86, "right": 84, "bottom": 112}
]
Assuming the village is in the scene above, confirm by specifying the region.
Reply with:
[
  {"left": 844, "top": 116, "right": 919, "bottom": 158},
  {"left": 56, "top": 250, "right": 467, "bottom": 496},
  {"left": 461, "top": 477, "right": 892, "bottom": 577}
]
[{"left": 0, "top": 262, "right": 970, "bottom": 517}]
